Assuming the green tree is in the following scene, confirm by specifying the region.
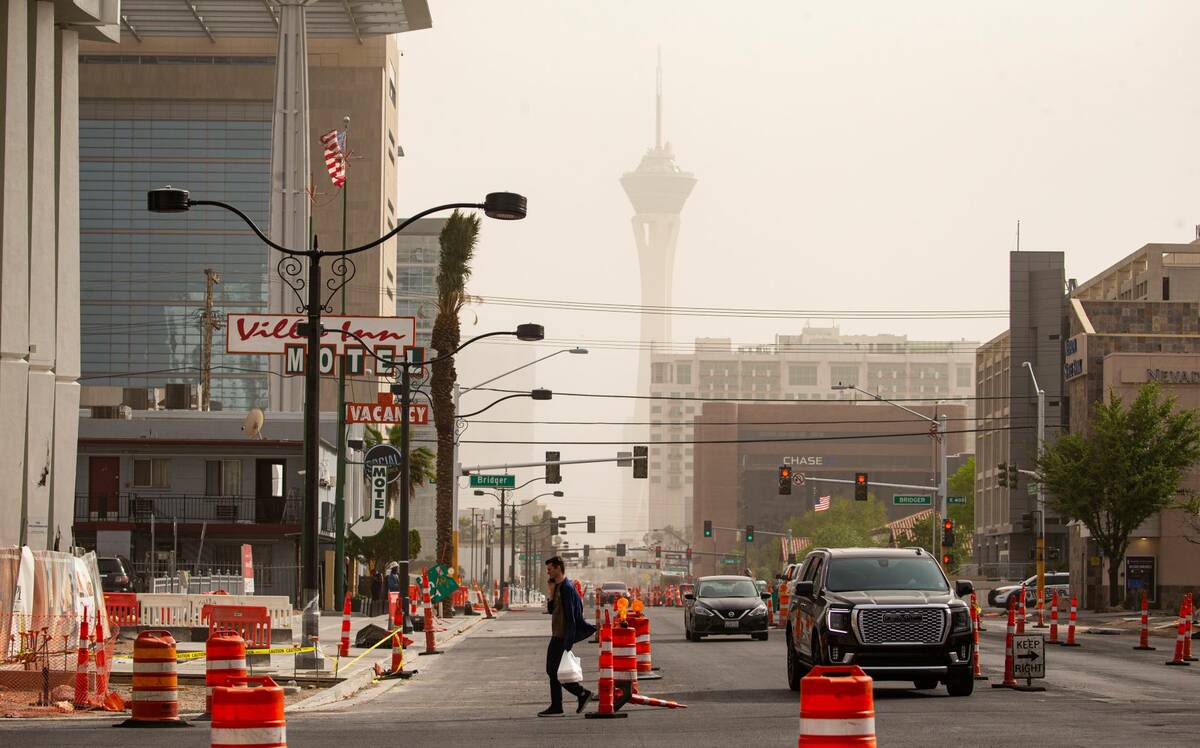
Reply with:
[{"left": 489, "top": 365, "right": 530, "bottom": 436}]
[
  {"left": 431, "top": 212, "right": 479, "bottom": 615},
  {"left": 363, "top": 424, "right": 436, "bottom": 513},
  {"left": 783, "top": 494, "right": 890, "bottom": 553},
  {"left": 346, "top": 519, "right": 421, "bottom": 572},
  {"left": 1037, "top": 383, "right": 1200, "bottom": 607}
]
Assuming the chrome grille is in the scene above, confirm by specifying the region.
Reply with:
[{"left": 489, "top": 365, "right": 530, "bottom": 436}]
[{"left": 856, "top": 607, "right": 946, "bottom": 645}]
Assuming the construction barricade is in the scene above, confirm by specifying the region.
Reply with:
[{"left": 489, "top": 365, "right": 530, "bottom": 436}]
[
  {"left": 205, "top": 632, "right": 248, "bottom": 713},
  {"left": 798, "top": 665, "right": 876, "bottom": 746},
  {"left": 106, "top": 592, "right": 141, "bottom": 630},
  {"left": 210, "top": 675, "right": 285, "bottom": 747},
  {"left": 208, "top": 606, "right": 272, "bottom": 648},
  {"left": 118, "top": 629, "right": 189, "bottom": 727}
]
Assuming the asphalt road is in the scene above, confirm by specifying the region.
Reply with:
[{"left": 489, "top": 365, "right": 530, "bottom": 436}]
[{"left": 3, "top": 607, "right": 1198, "bottom": 746}]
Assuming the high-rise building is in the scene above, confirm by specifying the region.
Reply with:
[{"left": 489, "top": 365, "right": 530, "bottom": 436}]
[
  {"left": 650, "top": 326, "right": 979, "bottom": 537},
  {"left": 77, "top": 29, "right": 422, "bottom": 411}
]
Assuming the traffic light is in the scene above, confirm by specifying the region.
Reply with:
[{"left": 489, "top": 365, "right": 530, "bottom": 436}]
[
  {"left": 633, "top": 445, "right": 648, "bottom": 479},
  {"left": 997, "top": 462, "right": 1008, "bottom": 488},
  {"left": 545, "top": 451, "right": 561, "bottom": 484},
  {"left": 854, "top": 472, "right": 868, "bottom": 501},
  {"left": 778, "top": 465, "right": 792, "bottom": 495},
  {"left": 655, "top": 545, "right": 662, "bottom": 558},
  {"left": 583, "top": 544, "right": 590, "bottom": 559},
  {"left": 745, "top": 525, "right": 755, "bottom": 542},
  {"left": 686, "top": 547, "right": 692, "bottom": 560},
  {"left": 587, "top": 515, "right": 596, "bottom": 533},
  {"left": 942, "top": 518, "right": 955, "bottom": 547},
  {"left": 942, "top": 553, "right": 954, "bottom": 566},
  {"left": 616, "top": 543, "right": 626, "bottom": 557},
  {"left": 1008, "top": 463, "right": 1019, "bottom": 488},
  {"left": 1020, "top": 512, "right": 1035, "bottom": 533},
  {"left": 703, "top": 519, "right": 712, "bottom": 538}
]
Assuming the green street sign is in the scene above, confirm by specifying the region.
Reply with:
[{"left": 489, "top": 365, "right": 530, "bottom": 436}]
[
  {"left": 947, "top": 496, "right": 967, "bottom": 505},
  {"left": 720, "top": 557, "right": 741, "bottom": 565},
  {"left": 427, "top": 563, "right": 459, "bottom": 603},
  {"left": 1027, "top": 482, "right": 1039, "bottom": 496},
  {"left": 893, "top": 495, "right": 932, "bottom": 506},
  {"left": 469, "top": 474, "right": 516, "bottom": 489}
]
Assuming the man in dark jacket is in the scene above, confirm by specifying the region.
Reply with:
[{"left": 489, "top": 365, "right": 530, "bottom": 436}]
[{"left": 540, "top": 556, "right": 595, "bottom": 716}]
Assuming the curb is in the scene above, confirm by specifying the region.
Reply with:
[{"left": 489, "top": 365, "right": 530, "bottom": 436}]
[{"left": 285, "top": 612, "right": 491, "bottom": 713}]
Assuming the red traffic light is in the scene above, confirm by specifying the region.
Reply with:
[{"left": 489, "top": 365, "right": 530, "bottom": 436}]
[
  {"left": 942, "top": 553, "right": 953, "bottom": 565},
  {"left": 780, "top": 465, "right": 792, "bottom": 478},
  {"left": 855, "top": 473, "right": 866, "bottom": 485},
  {"left": 943, "top": 519, "right": 954, "bottom": 531}
]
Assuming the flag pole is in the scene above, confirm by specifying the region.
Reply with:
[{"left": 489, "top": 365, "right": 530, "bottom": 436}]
[{"left": 334, "top": 116, "right": 350, "bottom": 604}]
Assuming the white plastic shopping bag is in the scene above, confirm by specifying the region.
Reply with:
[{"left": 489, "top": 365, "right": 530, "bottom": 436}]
[{"left": 556, "top": 650, "right": 583, "bottom": 684}]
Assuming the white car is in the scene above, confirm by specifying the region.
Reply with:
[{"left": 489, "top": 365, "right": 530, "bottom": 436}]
[{"left": 988, "top": 572, "right": 1070, "bottom": 608}]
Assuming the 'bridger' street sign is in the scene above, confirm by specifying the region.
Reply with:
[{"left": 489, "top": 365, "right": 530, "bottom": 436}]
[
  {"left": 893, "top": 495, "right": 932, "bottom": 506},
  {"left": 469, "top": 474, "right": 516, "bottom": 489}
]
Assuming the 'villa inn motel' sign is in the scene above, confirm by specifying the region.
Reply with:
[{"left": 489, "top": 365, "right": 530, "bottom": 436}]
[{"left": 225, "top": 313, "right": 418, "bottom": 375}]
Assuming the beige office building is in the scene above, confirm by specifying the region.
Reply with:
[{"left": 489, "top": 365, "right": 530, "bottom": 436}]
[{"left": 648, "top": 326, "right": 978, "bottom": 537}]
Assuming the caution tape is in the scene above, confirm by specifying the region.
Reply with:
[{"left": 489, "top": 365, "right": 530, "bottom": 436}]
[{"left": 113, "top": 645, "right": 316, "bottom": 663}]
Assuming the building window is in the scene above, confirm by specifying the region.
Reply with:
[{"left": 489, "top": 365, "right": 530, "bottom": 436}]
[
  {"left": 388, "top": 131, "right": 396, "bottom": 165},
  {"left": 829, "top": 365, "right": 859, "bottom": 387},
  {"left": 652, "top": 362, "right": 670, "bottom": 384},
  {"left": 788, "top": 364, "right": 817, "bottom": 386},
  {"left": 387, "top": 61, "right": 397, "bottom": 106},
  {"left": 957, "top": 365, "right": 972, "bottom": 387},
  {"left": 205, "top": 459, "right": 242, "bottom": 496},
  {"left": 676, "top": 364, "right": 691, "bottom": 385},
  {"left": 134, "top": 458, "right": 170, "bottom": 488}
]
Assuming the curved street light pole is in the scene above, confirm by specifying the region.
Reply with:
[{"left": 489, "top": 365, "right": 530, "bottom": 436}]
[{"left": 147, "top": 187, "right": 527, "bottom": 611}]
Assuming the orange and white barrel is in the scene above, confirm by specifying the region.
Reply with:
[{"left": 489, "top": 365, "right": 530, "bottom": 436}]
[
  {"left": 119, "top": 629, "right": 187, "bottom": 726},
  {"left": 211, "top": 676, "right": 286, "bottom": 747},
  {"left": 206, "top": 631, "right": 247, "bottom": 712}
]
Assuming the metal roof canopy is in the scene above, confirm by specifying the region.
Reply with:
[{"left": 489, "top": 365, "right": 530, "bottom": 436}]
[{"left": 119, "top": 0, "right": 431, "bottom": 41}]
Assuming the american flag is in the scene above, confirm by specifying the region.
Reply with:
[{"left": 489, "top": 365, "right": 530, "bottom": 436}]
[
  {"left": 814, "top": 495, "right": 831, "bottom": 512},
  {"left": 320, "top": 128, "right": 346, "bottom": 188}
]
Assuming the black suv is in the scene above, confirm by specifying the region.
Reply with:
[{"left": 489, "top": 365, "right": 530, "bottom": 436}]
[{"left": 784, "top": 547, "right": 976, "bottom": 697}]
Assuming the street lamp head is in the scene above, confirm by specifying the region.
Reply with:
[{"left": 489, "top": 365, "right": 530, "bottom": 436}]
[
  {"left": 568, "top": 347, "right": 588, "bottom": 354},
  {"left": 516, "top": 323, "right": 544, "bottom": 341},
  {"left": 530, "top": 388, "right": 553, "bottom": 401},
  {"left": 482, "top": 192, "right": 527, "bottom": 220},
  {"left": 830, "top": 382, "right": 851, "bottom": 391},
  {"left": 147, "top": 186, "right": 190, "bottom": 213},
  {"left": 556, "top": 515, "right": 566, "bottom": 520},
  {"left": 473, "top": 490, "right": 485, "bottom": 496},
  {"left": 552, "top": 491, "right": 564, "bottom": 497}
]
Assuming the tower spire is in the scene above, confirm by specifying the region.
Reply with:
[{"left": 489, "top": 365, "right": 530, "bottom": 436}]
[{"left": 655, "top": 46, "right": 663, "bottom": 150}]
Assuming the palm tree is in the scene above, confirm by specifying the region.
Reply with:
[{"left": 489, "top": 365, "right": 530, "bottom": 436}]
[
  {"left": 431, "top": 211, "right": 479, "bottom": 616},
  {"left": 363, "top": 424, "right": 436, "bottom": 514}
]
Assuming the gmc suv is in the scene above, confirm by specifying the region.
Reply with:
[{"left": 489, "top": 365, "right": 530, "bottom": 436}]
[{"left": 784, "top": 547, "right": 976, "bottom": 697}]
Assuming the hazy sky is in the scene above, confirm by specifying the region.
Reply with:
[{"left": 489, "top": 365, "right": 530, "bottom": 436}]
[{"left": 393, "top": 1, "right": 1200, "bottom": 540}]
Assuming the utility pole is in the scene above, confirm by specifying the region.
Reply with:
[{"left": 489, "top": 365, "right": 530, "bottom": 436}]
[
  {"left": 498, "top": 490, "right": 506, "bottom": 608},
  {"left": 1023, "top": 362, "right": 1047, "bottom": 610},
  {"left": 199, "top": 268, "right": 221, "bottom": 411}
]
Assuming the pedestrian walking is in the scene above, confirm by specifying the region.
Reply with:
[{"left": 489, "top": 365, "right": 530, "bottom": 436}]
[
  {"left": 386, "top": 565, "right": 401, "bottom": 594},
  {"left": 540, "top": 556, "right": 594, "bottom": 716}
]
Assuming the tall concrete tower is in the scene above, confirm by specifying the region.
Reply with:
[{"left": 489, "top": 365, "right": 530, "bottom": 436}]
[
  {"left": 619, "top": 54, "right": 696, "bottom": 539},
  {"left": 620, "top": 53, "right": 697, "bottom": 400}
]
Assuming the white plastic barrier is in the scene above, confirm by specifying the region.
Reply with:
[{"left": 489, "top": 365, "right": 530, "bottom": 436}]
[{"left": 134, "top": 593, "right": 295, "bottom": 628}]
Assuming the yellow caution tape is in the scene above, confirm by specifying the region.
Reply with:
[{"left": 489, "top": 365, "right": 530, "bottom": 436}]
[
  {"left": 113, "top": 644, "right": 316, "bottom": 663},
  {"left": 175, "top": 650, "right": 208, "bottom": 661},
  {"left": 246, "top": 645, "right": 314, "bottom": 655}
]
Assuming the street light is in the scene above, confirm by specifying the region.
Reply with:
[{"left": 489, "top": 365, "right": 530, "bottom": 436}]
[
  {"left": 1022, "top": 361, "right": 1047, "bottom": 616},
  {"left": 832, "top": 381, "right": 947, "bottom": 556},
  {"left": 148, "top": 185, "right": 527, "bottom": 613}
]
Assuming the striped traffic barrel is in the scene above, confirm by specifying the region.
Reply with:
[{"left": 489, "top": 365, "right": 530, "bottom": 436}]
[
  {"left": 632, "top": 614, "right": 652, "bottom": 674},
  {"left": 118, "top": 629, "right": 188, "bottom": 727},
  {"left": 611, "top": 621, "right": 638, "bottom": 709},
  {"left": 798, "top": 665, "right": 875, "bottom": 746},
  {"left": 211, "top": 675, "right": 286, "bottom": 747},
  {"left": 206, "top": 631, "right": 248, "bottom": 712}
]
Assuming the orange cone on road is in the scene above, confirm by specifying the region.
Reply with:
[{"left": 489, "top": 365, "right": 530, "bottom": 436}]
[
  {"left": 1048, "top": 592, "right": 1060, "bottom": 645},
  {"left": 1165, "top": 603, "right": 1190, "bottom": 667},
  {"left": 1183, "top": 593, "right": 1196, "bottom": 662},
  {"left": 73, "top": 610, "right": 90, "bottom": 708},
  {"left": 418, "top": 570, "right": 441, "bottom": 657},
  {"left": 993, "top": 597, "right": 1018, "bottom": 689},
  {"left": 1061, "top": 597, "right": 1080, "bottom": 647},
  {"left": 971, "top": 602, "right": 987, "bottom": 681},
  {"left": 798, "top": 665, "right": 876, "bottom": 746},
  {"left": 1016, "top": 584, "right": 1027, "bottom": 635},
  {"left": 1134, "top": 591, "right": 1155, "bottom": 651},
  {"left": 338, "top": 591, "right": 352, "bottom": 658}
]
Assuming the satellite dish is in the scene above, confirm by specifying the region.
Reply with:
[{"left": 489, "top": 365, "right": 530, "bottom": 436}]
[{"left": 242, "top": 408, "right": 265, "bottom": 439}]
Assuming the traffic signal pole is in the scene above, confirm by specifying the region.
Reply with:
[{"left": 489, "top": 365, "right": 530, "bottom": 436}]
[{"left": 1023, "top": 362, "right": 1047, "bottom": 612}]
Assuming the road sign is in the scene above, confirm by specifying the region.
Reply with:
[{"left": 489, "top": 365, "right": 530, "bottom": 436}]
[
  {"left": 947, "top": 496, "right": 967, "bottom": 505},
  {"left": 1027, "top": 481, "right": 1039, "bottom": 496},
  {"left": 364, "top": 443, "right": 403, "bottom": 485},
  {"left": 345, "top": 392, "right": 430, "bottom": 425},
  {"left": 792, "top": 472, "right": 806, "bottom": 487},
  {"left": 469, "top": 474, "right": 516, "bottom": 489},
  {"left": 893, "top": 495, "right": 932, "bottom": 506},
  {"left": 1012, "top": 634, "right": 1045, "bottom": 679}
]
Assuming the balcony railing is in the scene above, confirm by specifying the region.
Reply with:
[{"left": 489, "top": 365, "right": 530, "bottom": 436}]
[{"left": 75, "top": 492, "right": 302, "bottom": 525}]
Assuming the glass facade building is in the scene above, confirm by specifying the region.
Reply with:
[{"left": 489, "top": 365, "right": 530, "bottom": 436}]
[{"left": 79, "top": 99, "right": 272, "bottom": 409}]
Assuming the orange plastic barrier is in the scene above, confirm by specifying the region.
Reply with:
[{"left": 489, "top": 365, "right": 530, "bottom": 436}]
[
  {"left": 798, "top": 665, "right": 876, "bottom": 746},
  {"left": 106, "top": 592, "right": 141, "bottom": 629},
  {"left": 208, "top": 605, "right": 272, "bottom": 648},
  {"left": 211, "top": 675, "right": 285, "bottom": 747}
]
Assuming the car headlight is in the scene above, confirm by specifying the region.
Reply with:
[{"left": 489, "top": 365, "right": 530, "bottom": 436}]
[
  {"left": 750, "top": 603, "right": 768, "bottom": 616},
  {"left": 694, "top": 604, "right": 714, "bottom": 616},
  {"left": 950, "top": 608, "right": 971, "bottom": 633},
  {"left": 827, "top": 608, "right": 851, "bottom": 634}
]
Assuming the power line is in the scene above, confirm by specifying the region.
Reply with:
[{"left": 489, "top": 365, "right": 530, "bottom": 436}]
[{"left": 471, "top": 385, "right": 1053, "bottom": 404}]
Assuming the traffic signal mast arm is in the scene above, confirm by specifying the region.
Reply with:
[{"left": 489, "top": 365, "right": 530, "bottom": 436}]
[
  {"left": 462, "top": 454, "right": 633, "bottom": 473},
  {"left": 800, "top": 475, "right": 938, "bottom": 492}
]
